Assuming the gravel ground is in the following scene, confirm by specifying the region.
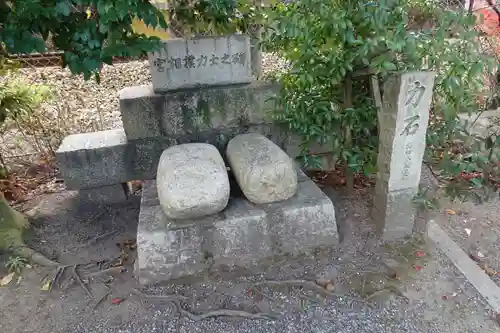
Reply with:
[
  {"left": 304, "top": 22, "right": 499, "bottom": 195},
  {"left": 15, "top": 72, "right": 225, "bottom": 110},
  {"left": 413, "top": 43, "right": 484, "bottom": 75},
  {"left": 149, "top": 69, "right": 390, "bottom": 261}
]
[{"left": 0, "top": 184, "right": 498, "bottom": 333}]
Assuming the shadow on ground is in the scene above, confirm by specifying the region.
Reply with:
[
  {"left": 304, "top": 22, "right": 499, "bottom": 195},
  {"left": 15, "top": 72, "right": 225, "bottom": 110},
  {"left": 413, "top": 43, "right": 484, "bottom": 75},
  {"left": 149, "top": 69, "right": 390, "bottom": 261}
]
[{"left": 0, "top": 186, "right": 498, "bottom": 333}]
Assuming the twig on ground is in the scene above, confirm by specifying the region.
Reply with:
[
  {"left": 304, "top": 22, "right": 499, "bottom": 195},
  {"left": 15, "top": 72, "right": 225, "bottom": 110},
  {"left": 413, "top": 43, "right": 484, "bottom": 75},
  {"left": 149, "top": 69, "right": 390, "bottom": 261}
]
[
  {"left": 132, "top": 288, "right": 189, "bottom": 302},
  {"left": 87, "top": 266, "right": 126, "bottom": 279},
  {"left": 171, "top": 301, "right": 277, "bottom": 321},
  {"left": 132, "top": 289, "right": 276, "bottom": 321},
  {"left": 93, "top": 288, "right": 112, "bottom": 310},
  {"left": 73, "top": 230, "right": 118, "bottom": 249},
  {"left": 72, "top": 264, "right": 93, "bottom": 298},
  {"left": 252, "top": 279, "right": 371, "bottom": 306},
  {"left": 366, "top": 285, "right": 409, "bottom": 303},
  {"left": 49, "top": 265, "right": 68, "bottom": 291}
]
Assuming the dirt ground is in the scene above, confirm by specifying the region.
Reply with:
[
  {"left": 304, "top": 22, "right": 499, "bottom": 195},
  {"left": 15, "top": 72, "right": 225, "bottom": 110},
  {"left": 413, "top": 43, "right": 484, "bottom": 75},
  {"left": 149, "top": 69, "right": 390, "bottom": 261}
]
[{"left": 0, "top": 184, "right": 499, "bottom": 333}]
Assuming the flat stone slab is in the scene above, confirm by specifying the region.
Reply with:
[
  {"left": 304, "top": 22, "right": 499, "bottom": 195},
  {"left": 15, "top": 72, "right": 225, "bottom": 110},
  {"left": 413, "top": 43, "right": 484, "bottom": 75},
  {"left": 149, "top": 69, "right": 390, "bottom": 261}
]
[
  {"left": 148, "top": 34, "right": 252, "bottom": 92},
  {"left": 136, "top": 170, "right": 338, "bottom": 284},
  {"left": 157, "top": 143, "right": 230, "bottom": 219}
]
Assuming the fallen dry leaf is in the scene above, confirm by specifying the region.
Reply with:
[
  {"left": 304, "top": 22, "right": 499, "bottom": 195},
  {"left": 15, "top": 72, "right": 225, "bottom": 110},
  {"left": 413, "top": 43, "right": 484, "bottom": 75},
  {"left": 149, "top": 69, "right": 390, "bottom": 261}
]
[
  {"left": 447, "top": 209, "right": 456, "bottom": 215},
  {"left": 316, "top": 278, "right": 331, "bottom": 288},
  {"left": 0, "top": 272, "right": 15, "bottom": 286},
  {"left": 111, "top": 298, "right": 125, "bottom": 305},
  {"left": 40, "top": 280, "right": 51, "bottom": 291}
]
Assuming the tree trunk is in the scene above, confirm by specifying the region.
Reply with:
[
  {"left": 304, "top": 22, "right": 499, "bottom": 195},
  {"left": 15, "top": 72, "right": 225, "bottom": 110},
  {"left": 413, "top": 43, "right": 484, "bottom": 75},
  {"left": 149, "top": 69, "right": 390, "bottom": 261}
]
[
  {"left": 0, "top": 192, "right": 58, "bottom": 266},
  {"left": 0, "top": 191, "right": 29, "bottom": 251}
]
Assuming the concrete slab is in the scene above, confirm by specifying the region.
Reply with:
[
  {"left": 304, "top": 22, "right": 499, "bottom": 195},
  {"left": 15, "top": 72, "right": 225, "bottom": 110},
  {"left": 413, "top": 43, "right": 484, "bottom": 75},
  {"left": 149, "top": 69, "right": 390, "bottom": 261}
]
[
  {"left": 136, "top": 171, "right": 338, "bottom": 284},
  {"left": 428, "top": 220, "right": 500, "bottom": 313}
]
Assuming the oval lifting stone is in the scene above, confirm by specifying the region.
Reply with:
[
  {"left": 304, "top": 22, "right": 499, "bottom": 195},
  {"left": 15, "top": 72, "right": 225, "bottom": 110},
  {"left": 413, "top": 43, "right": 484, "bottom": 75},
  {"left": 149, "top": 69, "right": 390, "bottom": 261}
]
[
  {"left": 157, "top": 143, "right": 230, "bottom": 220},
  {"left": 226, "top": 133, "right": 298, "bottom": 204}
]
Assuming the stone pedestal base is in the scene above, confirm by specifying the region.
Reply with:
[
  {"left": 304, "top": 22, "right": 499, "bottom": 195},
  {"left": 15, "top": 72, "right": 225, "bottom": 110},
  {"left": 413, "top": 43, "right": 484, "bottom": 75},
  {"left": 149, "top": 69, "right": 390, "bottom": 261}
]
[{"left": 136, "top": 171, "right": 338, "bottom": 285}]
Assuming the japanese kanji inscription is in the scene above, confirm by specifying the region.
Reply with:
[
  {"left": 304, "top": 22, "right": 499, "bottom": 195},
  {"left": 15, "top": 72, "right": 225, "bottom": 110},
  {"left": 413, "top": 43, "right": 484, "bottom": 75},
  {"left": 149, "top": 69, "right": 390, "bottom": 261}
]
[{"left": 148, "top": 34, "right": 252, "bottom": 92}]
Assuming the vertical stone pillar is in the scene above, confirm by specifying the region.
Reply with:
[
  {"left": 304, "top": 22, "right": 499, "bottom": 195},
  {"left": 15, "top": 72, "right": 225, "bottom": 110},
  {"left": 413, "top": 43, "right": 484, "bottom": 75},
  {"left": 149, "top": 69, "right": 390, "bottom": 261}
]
[{"left": 372, "top": 72, "right": 435, "bottom": 240}]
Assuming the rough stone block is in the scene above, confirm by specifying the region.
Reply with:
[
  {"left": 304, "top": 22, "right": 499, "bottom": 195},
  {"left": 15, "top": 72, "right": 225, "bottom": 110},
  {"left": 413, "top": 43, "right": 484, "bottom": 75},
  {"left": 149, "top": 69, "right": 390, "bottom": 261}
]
[
  {"left": 157, "top": 143, "right": 230, "bottom": 219},
  {"left": 119, "top": 85, "right": 165, "bottom": 140},
  {"left": 78, "top": 184, "right": 128, "bottom": 205},
  {"left": 56, "top": 125, "right": 291, "bottom": 190},
  {"left": 373, "top": 71, "right": 435, "bottom": 240},
  {"left": 372, "top": 180, "right": 418, "bottom": 240},
  {"left": 119, "top": 81, "right": 278, "bottom": 141},
  {"left": 148, "top": 34, "right": 252, "bottom": 92},
  {"left": 263, "top": 177, "right": 338, "bottom": 254},
  {"left": 136, "top": 181, "right": 271, "bottom": 284},
  {"left": 136, "top": 170, "right": 338, "bottom": 284},
  {"left": 227, "top": 133, "right": 298, "bottom": 204},
  {"left": 376, "top": 72, "right": 435, "bottom": 192},
  {"left": 56, "top": 129, "right": 128, "bottom": 190}
]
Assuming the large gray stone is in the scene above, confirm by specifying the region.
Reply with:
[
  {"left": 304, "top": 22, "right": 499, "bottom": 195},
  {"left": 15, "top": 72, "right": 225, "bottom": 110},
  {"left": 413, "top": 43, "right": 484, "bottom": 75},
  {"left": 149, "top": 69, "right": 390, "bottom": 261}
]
[
  {"left": 78, "top": 184, "right": 128, "bottom": 206},
  {"left": 148, "top": 34, "right": 252, "bottom": 92},
  {"left": 136, "top": 170, "right": 337, "bottom": 285},
  {"left": 56, "top": 129, "right": 180, "bottom": 190},
  {"left": 157, "top": 143, "right": 230, "bottom": 220},
  {"left": 118, "top": 81, "right": 278, "bottom": 141},
  {"left": 56, "top": 129, "right": 129, "bottom": 190},
  {"left": 227, "top": 133, "right": 298, "bottom": 204},
  {"left": 372, "top": 71, "right": 435, "bottom": 240}
]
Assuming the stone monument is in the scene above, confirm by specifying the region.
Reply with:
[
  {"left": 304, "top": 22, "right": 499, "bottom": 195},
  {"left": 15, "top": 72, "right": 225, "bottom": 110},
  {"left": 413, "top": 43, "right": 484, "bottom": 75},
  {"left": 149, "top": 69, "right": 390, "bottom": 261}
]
[
  {"left": 138, "top": 134, "right": 338, "bottom": 284},
  {"left": 54, "top": 33, "right": 339, "bottom": 284},
  {"left": 372, "top": 71, "right": 435, "bottom": 240},
  {"left": 149, "top": 35, "right": 252, "bottom": 92}
]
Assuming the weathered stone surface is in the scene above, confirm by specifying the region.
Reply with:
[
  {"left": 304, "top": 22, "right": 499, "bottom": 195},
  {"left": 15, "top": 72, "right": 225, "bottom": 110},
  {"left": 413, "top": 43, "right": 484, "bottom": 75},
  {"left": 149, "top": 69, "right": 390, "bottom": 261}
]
[
  {"left": 148, "top": 34, "right": 252, "bottom": 92},
  {"left": 56, "top": 125, "right": 291, "bottom": 190},
  {"left": 57, "top": 129, "right": 129, "bottom": 190},
  {"left": 372, "top": 71, "right": 435, "bottom": 240},
  {"left": 56, "top": 129, "right": 179, "bottom": 190},
  {"left": 263, "top": 174, "right": 338, "bottom": 254},
  {"left": 157, "top": 143, "right": 230, "bottom": 220},
  {"left": 371, "top": 179, "right": 418, "bottom": 240},
  {"left": 136, "top": 170, "right": 337, "bottom": 284},
  {"left": 227, "top": 133, "right": 298, "bottom": 204},
  {"left": 136, "top": 180, "right": 271, "bottom": 284},
  {"left": 78, "top": 184, "right": 128, "bottom": 206},
  {"left": 119, "top": 81, "right": 278, "bottom": 141}
]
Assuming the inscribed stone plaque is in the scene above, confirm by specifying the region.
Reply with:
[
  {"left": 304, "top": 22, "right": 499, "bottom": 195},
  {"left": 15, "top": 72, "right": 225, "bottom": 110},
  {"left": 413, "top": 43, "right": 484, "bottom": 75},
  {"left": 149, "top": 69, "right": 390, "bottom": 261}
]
[
  {"left": 376, "top": 72, "right": 436, "bottom": 192},
  {"left": 148, "top": 34, "right": 252, "bottom": 92},
  {"left": 373, "top": 71, "right": 436, "bottom": 240}
]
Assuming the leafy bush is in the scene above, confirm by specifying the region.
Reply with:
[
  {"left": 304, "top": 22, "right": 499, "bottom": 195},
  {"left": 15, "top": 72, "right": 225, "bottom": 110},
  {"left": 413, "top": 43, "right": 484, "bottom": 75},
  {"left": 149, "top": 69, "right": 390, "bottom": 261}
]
[
  {"left": 261, "top": 0, "right": 498, "bottom": 202},
  {"left": 1, "top": 0, "right": 168, "bottom": 80}
]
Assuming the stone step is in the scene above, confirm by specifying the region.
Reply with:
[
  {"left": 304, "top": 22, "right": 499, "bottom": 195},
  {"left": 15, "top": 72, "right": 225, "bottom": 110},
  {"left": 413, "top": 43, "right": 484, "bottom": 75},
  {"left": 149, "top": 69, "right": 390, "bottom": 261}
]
[{"left": 136, "top": 170, "right": 338, "bottom": 285}]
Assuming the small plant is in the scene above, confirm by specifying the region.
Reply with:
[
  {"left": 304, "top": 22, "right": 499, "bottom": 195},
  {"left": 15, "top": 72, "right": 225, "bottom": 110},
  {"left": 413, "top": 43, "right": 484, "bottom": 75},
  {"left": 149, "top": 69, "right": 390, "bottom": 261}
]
[
  {"left": 5, "top": 255, "right": 28, "bottom": 275},
  {"left": 261, "top": 0, "right": 499, "bottom": 203}
]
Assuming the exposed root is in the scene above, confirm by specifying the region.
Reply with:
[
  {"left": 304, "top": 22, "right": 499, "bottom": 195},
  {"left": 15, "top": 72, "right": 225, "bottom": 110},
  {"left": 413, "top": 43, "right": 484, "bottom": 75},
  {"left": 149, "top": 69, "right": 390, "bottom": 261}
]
[
  {"left": 171, "top": 301, "right": 277, "bottom": 321},
  {"left": 72, "top": 264, "right": 93, "bottom": 298},
  {"left": 15, "top": 245, "right": 59, "bottom": 267},
  {"left": 253, "top": 279, "right": 371, "bottom": 306},
  {"left": 72, "top": 230, "right": 118, "bottom": 249},
  {"left": 132, "top": 289, "right": 276, "bottom": 322},
  {"left": 87, "top": 266, "right": 126, "bottom": 279},
  {"left": 93, "top": 288, "right": 111, "bottom": 310},
  {"left": 132, "top": 288, "right": 189, "bottom": 302}
]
